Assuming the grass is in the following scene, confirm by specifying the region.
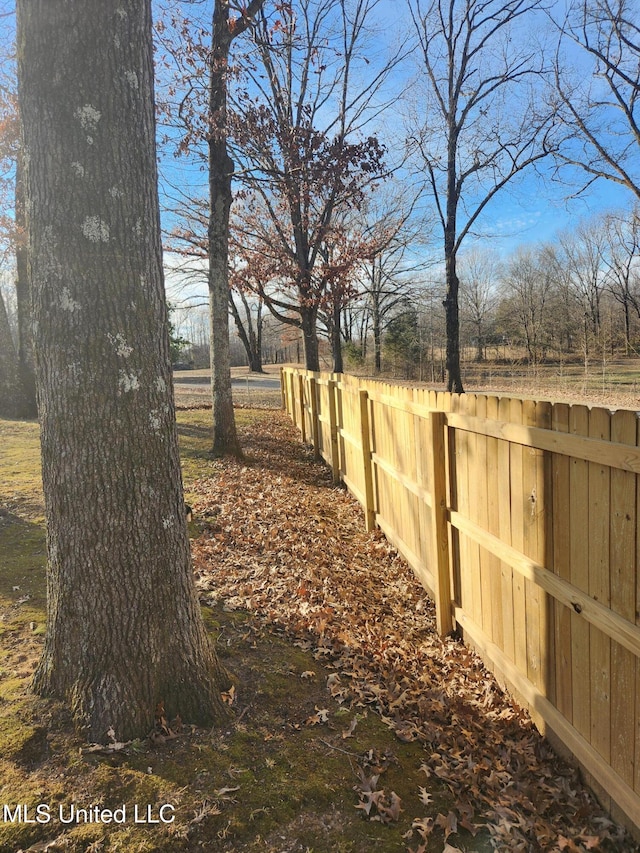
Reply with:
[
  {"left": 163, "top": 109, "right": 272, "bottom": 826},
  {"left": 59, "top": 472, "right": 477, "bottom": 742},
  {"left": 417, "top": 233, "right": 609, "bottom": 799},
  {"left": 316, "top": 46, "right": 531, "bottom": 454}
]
[{"left": 0, "top": 408, "right": 486, "bottom": 853}]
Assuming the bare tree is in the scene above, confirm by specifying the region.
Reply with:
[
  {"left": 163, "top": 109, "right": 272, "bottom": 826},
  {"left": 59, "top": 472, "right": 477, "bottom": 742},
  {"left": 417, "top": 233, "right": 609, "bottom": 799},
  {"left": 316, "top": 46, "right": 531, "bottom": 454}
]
[
  {"left": 552, "top": 0, "right": 640, "bottom": 199},
  {"left": 497, "top": 247, "right": 555, "bottom": 366},
  {"left": 228, "top": 254, "right": 266, "bottom": 372},
  {"left": 357, "top": 206, "right": 430, "bottom": 373},
  {"left": 13, "top": 150, "right": 37, "bottom": 416},
  {"left": 603, "top": 208, "right": 640, "bottom": 351},
  {"left": 407, "top": 0, "right": 556, "bottom": 391},
  {"left": 558, "top": 217, "right": 609, "bottom": 361},
  {"left": 156, "top": 0, "right": 266, "bottom": 456},
  {"left": 229, "top": 0, "right": 396, "bottom": 371},
  {"left": 458, "top": 247, "right": 500, "bottom": 362},
  {"left": 18, "top": 0, "right": 229, "bottom": 742},
  {"left": 0, "top": 285, "right": 26, "bottom": 418},
  {"left": 0, "top": 72, "right": 37, "bottom": 417}
]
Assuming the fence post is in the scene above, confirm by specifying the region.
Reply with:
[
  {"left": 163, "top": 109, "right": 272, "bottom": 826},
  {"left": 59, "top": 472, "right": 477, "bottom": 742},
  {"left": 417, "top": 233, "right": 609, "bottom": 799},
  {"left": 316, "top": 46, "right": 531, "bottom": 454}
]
[
  {"left": 280, "top": 367, "right": 286, "bottom": 410},
  {"left": 309, "top": 376, "right": 320, "bottom": 459},
  {"left": 327, "top": 379, "right": 340, "bottom": 483},
  {"left": 359, "top": 389, "right": 376, "bottom": 533},
  {"left": 290, "top": 372, "right": 297, "bottom": 429},
  {"left": 429, "top": 410, "right": 453, "bottom": 636},
  {"left": 298, "top": 373, "right": 307, "bottom": 443}
]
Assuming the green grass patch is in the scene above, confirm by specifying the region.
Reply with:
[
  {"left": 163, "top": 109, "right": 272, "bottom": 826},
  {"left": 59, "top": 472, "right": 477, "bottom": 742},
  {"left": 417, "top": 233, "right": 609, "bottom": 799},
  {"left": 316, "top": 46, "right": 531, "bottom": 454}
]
[
  {"left": 0, "top": 418, "right": 43, "bottom": 522},
  {"left": 177, "top": 407, "right": 265, "bottom": 485}
]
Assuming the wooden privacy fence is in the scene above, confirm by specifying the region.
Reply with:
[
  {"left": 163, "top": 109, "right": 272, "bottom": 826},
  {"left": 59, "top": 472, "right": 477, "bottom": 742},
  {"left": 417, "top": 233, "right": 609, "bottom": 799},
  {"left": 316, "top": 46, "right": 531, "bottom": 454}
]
[{"left": 281, "top": 367, "right": 640, "bottom": 834}]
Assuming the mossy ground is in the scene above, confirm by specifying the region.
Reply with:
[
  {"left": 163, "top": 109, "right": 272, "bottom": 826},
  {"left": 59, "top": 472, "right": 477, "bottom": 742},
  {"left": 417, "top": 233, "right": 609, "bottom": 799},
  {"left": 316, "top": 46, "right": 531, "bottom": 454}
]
[{"left": 0, "top": 408, "right": 487, "bottom": 853}]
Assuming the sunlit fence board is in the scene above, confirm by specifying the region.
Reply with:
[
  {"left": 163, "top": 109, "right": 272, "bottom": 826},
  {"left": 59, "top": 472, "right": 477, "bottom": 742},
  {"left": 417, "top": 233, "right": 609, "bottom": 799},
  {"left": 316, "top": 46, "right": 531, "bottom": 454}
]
[
  {"left": 552, "top": 402, "right": 572, "bottom": 724},
  {"left": 281, "top": 368, "right": 640, "bottom": 836},
  {"left": 486, "top": 395, "right": 503, "bottom": 651},
  {"left": 589, "top": 407, "right": 612, "bottom": 766},
  {"left": 570, "top": 405, "right": 592, "bottom": 744},
  {"left": 336, "top": 379, "right": 366, "bottom": 506},
  {"left": 610, "top": 410, "right": 637, "bottom": 793}
]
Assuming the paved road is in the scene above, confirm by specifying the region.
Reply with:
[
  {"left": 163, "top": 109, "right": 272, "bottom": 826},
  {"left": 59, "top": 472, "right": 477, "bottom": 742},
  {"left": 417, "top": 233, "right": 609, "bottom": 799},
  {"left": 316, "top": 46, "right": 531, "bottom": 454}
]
[{"left": 174, "top": 374, "right": 281, "bottom": 390}]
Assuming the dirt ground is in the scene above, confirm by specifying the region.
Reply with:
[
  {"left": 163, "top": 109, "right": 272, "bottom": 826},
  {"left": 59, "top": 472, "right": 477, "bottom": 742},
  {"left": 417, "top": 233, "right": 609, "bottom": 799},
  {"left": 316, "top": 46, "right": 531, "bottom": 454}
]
[{"left": 0, "top": 400, "right": 637, "bottom": 852}]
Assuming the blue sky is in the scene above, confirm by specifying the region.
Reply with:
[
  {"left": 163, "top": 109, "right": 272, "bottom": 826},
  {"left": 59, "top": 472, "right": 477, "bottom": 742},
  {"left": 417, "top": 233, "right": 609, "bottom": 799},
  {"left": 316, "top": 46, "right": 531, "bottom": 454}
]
[{"left": 0, "top": 0, "right": 636, "bottom": 274}]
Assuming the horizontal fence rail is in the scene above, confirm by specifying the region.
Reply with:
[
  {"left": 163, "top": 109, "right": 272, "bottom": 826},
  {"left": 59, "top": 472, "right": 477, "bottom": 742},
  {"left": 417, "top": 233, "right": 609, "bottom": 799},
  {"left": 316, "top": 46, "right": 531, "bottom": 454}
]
[{"left": 281, "top": 367, "right": 640, "bottom": 836}]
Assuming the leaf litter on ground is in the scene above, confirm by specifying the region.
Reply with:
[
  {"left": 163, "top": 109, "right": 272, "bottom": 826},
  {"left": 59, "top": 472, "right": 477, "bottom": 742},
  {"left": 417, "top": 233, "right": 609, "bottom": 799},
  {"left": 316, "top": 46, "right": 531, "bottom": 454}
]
[{"left": 191, "top": 410, "right": 637, "bottom": 853}]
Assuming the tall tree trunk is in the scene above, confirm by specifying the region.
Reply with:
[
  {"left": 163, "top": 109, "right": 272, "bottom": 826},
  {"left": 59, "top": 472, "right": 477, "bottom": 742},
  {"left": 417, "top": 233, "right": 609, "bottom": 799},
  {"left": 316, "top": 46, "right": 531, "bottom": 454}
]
[
  {"left": 624, "top": 297, "right": 630, "bottom": 355},
  {"left": 443, "top": 141, "right": 464, "bottom": 393},
  {"left": 475, "top": 318, "right": 484, "bottom": 362},
  {"left": 443, "top": 245, "right": 463, "bottom": 392},
  {"left": 372, "top": 298, "right": 382, "bottom": 373},
  {"left": 14, "top": 149, "right": 38, "bottom": 418},
  {"left": 0, "top": 289, "right": 27, "bottom": 418},
  {"left": 208, "top": 2, "right": 242, "bottom": 458},
  {"left": 254, "top": 298, "right": 263, "bottom": 372},
  {"left": 18, "top": 0, "right": 229, "bottom": 742},
  {"left": 332, "top": 295, "right": 343, "bottom": 373},
  {"left": 301, "top": 306, "right": 320, "bottom": 371},
  {"left": 229, "top": 290, "right": 264, "bottom": 373}
]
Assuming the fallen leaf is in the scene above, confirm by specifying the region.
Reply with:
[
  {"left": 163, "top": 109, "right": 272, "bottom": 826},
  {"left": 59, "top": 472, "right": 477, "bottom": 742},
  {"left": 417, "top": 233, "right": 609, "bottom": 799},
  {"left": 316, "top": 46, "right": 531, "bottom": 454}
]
[
  {"left": 221, "top": 684, "right": 236, "bottom": 705},
  {"left": 418, "top": 786, "right": 433, "bottom": 806},
  {"left": 214, "top": 786, "right": 240, "bottom": 799},
  {"left": 305, "top": 706, "right": 330, "bottom": 726},
  {"left": 341, "top": 716, "right": 358, "bottom": 739},
  {"left": 436, "top": 811, "right": 457, "bottom": 841},
  {"left": 412, "top": 815, "right": 435, "bottom": 839}
]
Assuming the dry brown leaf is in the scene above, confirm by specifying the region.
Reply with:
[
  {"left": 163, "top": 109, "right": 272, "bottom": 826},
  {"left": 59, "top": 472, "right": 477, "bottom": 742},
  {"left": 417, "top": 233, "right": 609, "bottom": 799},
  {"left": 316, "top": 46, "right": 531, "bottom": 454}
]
[
  {"left": 436, "top": 811, "right": 458, "bottom": 841},
  {"left": 341, "top": 716, "right": 358, "bottom": 739},
  {"left": 221, "top": 684, "right": 236, "bottom": 705},
  {"left": 304, "top": 706, "right": 330, "bottom": 726},
  {"left": 412, "top": 815, "right": 435, "bottom": 839}
]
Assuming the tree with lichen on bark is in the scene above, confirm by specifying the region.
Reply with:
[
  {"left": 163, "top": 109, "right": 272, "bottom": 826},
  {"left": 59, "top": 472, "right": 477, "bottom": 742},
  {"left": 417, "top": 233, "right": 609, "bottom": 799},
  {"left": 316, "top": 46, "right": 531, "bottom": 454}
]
[{"left": 17, "top": 0, "right": 230, "bottom": 743}]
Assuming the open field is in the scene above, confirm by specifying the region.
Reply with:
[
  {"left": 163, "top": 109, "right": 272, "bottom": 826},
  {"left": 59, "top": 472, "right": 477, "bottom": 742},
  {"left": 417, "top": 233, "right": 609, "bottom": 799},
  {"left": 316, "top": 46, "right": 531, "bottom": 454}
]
[
  {"left": 382, "top": 355, "right": 640, "bottom": 410},
  {"left": 0, "top": 406, "right": 637, "bottom": 851},
  {"left": 461, "top": 358, "right": 640, "bottom": 410}
]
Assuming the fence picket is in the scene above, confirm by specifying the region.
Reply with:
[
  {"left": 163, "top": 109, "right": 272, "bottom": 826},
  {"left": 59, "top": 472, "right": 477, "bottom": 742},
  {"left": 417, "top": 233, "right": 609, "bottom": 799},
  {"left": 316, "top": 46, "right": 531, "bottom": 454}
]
[
  {"left": 510, "top": 398, "right": 527, "bottom": 675},
  {"left": 430, "top": 411, "right": 452, "bottom": 635},
  {"left": 498, "top": 395, "right": 515, "bottom": 664},
  {"left": 569, "top": 405, "right": 591, "bottom": 744},
  {"left": 610, "top": 410, "right": 636, "bottom": 791},
  {"left": 589, "top": 407, "right": 611, "bottom": 765},
  {"left": 552, "top": 402, "right": 572, "bottom": 722},
  {"left": 359, "top": 390, "right": 375, "bottom": 533}
]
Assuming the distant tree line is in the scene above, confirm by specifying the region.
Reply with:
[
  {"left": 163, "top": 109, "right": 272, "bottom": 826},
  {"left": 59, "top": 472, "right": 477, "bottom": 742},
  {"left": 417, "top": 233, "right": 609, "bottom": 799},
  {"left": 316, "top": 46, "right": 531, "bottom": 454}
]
[{"left": 334, "top": 209, "right": 640, "bottom": 380}]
